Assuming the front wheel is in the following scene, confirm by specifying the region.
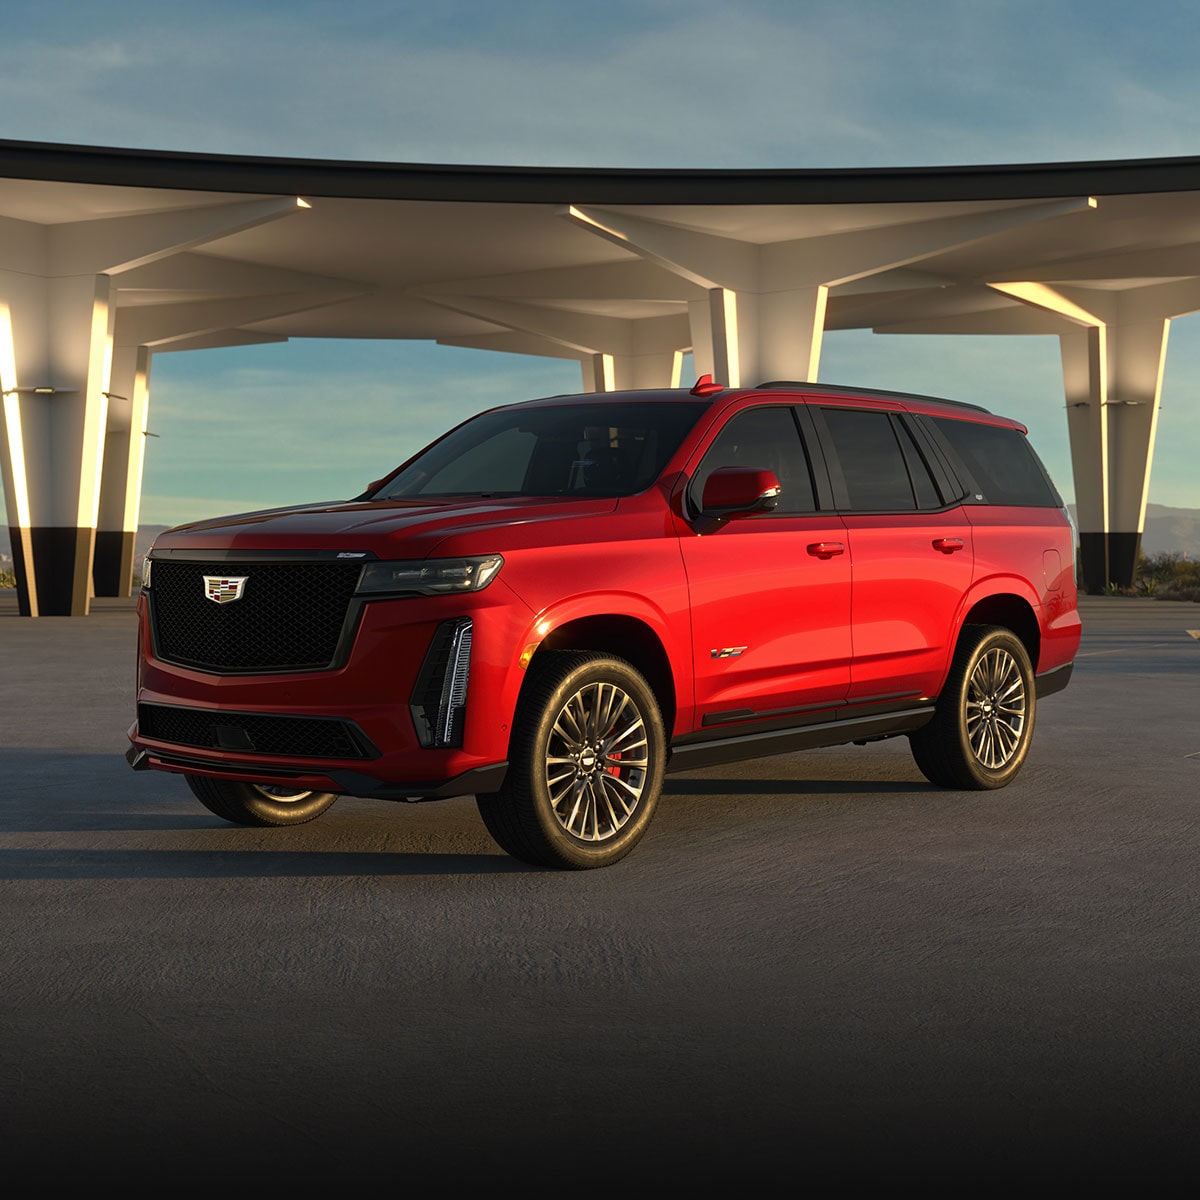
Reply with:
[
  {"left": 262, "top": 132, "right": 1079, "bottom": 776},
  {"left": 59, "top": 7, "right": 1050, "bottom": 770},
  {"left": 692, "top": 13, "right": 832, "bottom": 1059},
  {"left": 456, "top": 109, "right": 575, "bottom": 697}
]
[
  {"left": 476, "top": 651, "right": 666, "bottom": 869},
  {"left": 909, "top": 625, "right": 1036, "bottom": 790},
  {"left": 185, "top": 775, "right": 338, "bottom": 827}
]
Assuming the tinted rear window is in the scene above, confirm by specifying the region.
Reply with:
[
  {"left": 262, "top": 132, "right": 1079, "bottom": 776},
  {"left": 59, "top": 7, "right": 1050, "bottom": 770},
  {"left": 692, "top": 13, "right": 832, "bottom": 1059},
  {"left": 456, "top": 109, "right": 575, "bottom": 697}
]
[{"left": 932, "top": 417, "right": 1059, "bottom": 507}]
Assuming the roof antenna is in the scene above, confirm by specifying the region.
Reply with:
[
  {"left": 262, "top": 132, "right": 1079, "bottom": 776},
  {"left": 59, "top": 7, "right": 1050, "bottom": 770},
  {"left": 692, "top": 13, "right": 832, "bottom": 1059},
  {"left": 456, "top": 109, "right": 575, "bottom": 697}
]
[{"left": 690, "top": 374, "right": 724, "bottom": 396}]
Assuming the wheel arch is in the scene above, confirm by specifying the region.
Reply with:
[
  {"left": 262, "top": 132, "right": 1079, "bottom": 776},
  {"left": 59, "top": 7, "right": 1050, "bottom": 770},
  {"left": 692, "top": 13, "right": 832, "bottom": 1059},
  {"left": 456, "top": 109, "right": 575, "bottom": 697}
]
[
  {"left": 958, "top": 589, "right": 1041, "bottom": 671},
  {"left": 529, "top": 614, "right": 678, "bottom": 738}
]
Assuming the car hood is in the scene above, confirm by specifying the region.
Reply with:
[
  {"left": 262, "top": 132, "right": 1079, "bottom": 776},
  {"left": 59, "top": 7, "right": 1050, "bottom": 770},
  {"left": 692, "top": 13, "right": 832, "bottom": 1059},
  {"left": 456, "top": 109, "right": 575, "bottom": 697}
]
[{"left": 150, "top": 495, "right": 620, "bottom": 556}]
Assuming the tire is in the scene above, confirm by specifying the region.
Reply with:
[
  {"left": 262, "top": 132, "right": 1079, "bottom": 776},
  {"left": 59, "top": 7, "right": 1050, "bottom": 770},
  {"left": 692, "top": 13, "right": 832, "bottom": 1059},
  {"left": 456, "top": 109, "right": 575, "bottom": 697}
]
[
  {"left": 185, "top": 775, "right": 338, "bottom": 827},
  {"left": 909, "top": 624, "right": 1036, "bottom": 790},
  {"left": 476, "top": 651, "right": 666, "bottom": 869}
]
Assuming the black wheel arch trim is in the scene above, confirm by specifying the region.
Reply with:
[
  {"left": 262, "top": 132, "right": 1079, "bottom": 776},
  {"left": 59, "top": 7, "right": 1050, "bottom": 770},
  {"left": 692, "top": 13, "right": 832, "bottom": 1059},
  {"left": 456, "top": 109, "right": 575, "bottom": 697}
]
[{"left": 1034, "top": 661, "right": 1074, "bottom": 698}]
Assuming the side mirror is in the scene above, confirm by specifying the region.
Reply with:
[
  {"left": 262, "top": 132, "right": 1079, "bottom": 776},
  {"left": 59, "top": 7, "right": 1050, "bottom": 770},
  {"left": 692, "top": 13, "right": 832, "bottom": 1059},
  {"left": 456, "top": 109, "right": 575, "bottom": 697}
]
[{"left": 696, "top": 466, "right": 781, "bottom": 533}]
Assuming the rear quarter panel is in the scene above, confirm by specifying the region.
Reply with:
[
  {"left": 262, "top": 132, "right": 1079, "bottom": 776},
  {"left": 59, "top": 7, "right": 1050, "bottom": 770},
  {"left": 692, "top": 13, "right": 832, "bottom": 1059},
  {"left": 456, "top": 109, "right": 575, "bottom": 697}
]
[{"left": 962, "top": 505, "right": 1081, "bottom": 674}]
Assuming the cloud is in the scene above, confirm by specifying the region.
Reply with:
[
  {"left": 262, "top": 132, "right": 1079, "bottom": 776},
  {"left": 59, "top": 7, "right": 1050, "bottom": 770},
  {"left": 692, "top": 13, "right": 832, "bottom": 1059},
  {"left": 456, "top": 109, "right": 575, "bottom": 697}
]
[
  {"left": 137, "top": 340, "right": 582, "bottom": 525},
  {"left": 6, "top": 1, "right": 1200, "bottom": 168}
]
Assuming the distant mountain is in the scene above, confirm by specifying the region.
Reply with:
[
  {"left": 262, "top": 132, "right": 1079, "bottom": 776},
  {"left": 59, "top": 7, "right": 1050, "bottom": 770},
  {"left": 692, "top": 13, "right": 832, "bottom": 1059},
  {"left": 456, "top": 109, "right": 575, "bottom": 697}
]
[
  {"left": 1062, "top": 503, "right": 1200, "bottom": 560},
  {"left": 1139, "top": 504, "right": 1200, "bottom": 559}
]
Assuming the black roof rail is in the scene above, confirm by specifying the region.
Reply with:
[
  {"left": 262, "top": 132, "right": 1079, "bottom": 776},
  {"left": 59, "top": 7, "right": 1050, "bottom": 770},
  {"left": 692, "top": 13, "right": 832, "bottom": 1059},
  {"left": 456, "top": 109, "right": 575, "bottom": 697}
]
[{"left": 755, "top": 380, "right": 992, "bottom": 414}]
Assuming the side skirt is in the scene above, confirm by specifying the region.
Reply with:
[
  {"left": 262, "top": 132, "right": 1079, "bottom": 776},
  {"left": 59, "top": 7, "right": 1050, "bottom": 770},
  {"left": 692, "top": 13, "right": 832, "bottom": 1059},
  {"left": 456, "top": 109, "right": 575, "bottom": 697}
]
[{"left": 667, "top": 707, "right": 935, "bottom": 774}]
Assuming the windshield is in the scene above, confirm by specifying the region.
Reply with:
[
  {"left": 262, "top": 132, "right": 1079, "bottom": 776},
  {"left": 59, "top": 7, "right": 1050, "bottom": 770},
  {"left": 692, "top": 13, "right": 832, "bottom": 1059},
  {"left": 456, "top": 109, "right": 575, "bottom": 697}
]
[{"left": 374, "top": 401, "right": 709, "bottom": 500}]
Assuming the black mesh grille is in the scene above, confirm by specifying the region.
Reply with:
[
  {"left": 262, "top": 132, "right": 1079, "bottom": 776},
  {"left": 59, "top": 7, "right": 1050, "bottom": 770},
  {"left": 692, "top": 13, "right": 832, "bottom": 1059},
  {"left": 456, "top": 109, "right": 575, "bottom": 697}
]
[
  {"left": 138, "top": 703, "right": 374, "bottom": 759},
  {"left": 150, "top": 560, "right": 362, "bottom": 672}
]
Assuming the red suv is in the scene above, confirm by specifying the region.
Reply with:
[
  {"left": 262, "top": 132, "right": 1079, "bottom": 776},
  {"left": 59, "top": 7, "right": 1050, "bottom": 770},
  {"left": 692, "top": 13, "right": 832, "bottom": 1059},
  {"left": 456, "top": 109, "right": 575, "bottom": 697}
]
[{"left": 127, "top": 377, "right": 1080, "bottom": 869}]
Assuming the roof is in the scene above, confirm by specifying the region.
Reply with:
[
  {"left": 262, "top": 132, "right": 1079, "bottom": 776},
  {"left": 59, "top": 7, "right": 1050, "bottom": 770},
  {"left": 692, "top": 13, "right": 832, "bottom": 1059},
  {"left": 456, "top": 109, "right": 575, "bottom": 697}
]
[{"left": 4, "top": 138, "right": 1200, "bottom": 358}]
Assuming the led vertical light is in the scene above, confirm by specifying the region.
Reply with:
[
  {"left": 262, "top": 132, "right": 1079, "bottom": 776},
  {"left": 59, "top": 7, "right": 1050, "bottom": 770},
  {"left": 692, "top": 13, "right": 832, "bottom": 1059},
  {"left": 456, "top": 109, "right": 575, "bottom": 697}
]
[{"left": 0, "top": 303, "right": 32, "bottom": 528}]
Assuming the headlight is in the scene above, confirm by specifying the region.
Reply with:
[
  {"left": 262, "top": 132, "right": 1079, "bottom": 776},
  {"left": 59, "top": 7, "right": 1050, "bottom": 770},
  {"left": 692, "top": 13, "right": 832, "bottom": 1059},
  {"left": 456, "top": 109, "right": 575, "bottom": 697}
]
[
  {"left": 141, "top": 556, "right": 152, "bottom": 588},
  {"left": 355, "top": 554, "right": 503, "bottom": 596}
]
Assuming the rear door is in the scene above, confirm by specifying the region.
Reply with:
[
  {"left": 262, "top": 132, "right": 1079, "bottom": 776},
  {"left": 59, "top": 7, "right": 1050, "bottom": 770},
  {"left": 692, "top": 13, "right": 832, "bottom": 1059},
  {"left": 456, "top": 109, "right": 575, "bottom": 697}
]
[{"left": 812, "top": 403, "right": 974, "bottom": 705}]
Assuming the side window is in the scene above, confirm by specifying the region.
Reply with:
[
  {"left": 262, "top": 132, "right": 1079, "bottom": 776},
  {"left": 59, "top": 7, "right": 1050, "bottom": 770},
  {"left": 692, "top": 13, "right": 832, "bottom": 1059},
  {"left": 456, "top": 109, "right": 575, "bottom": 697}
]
[
  {"left": 691, "top": 406, "right": 817, "bottom": 513},
  {"left": 821, "top": 408, "right": 916, "bottom": 512},
  {"left": 931, "top": 417, "right": 1059, "bottom": 507},
  {"left": 895, "top": 419, "right": 944, "bottom": 509}
]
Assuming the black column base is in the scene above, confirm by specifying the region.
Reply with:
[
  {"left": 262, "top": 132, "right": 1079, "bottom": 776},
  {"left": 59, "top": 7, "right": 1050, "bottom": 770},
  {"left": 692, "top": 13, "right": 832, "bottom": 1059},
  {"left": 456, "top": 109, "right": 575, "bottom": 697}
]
[
  {"left": 6, "top": 525, "right": 37, "bottom": 616},
  {"left": 1078, "top": 530, "right": 1142, "bottom": 593},
  {"left": 93, "top": 529, "right": 136, "bottom": 597},
  {"left": 28, "top": 527, "right": 95, "bottom": 616}
]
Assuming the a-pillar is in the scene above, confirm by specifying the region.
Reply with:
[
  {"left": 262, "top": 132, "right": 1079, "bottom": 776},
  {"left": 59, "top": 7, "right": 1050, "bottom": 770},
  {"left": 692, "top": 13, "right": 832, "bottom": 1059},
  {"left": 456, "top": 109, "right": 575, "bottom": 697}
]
[
  {"left": 0, "top": 270, "right": 114, "bottom": 616},
  {"left": 94, "top": 344, "right": 151, "bottom": 597}
]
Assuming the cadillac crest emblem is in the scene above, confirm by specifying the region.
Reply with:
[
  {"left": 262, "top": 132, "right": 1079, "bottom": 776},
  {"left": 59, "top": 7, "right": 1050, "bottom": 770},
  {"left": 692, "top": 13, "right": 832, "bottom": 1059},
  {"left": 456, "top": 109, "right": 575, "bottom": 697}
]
[{"left": 203, "top": 575, "right": 248, "bottom": 604}]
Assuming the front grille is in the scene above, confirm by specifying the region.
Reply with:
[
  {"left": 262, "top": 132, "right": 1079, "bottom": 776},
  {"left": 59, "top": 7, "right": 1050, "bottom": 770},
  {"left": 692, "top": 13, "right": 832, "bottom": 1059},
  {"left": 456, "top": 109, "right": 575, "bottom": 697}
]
[
  {"left": 150, "top": 560, "right": 363, "bottom": 672},
  {"left": 138, "top": 703, "right": 376, "bottom": 759}
]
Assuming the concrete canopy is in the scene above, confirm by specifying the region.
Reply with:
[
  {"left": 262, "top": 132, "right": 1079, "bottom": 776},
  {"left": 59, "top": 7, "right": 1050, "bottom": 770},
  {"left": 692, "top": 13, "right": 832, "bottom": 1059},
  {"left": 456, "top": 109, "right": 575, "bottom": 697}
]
[{"left": 5, "top": 138, "right": 1200, "bottom": 614}]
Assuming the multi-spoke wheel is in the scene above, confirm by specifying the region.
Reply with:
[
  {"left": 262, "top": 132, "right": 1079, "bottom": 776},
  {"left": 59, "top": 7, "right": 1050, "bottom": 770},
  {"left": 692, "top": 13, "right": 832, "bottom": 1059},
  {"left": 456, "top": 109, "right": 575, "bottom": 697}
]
[
  {"left": 185, "top": 775, "right": 338, "bottom": 826},
  {"left": 476, "top": 651, "right": 666, "bottom": 869},
  {"left": 909, "top": 625, "right": 1036, "bottom": 790}
]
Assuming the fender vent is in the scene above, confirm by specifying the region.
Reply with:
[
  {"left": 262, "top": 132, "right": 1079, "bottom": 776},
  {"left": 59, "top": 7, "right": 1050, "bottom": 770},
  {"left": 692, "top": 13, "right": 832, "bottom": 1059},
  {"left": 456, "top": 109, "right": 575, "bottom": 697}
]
[{"left": 410, "top": 618, "right": 473, "bottom": 748}]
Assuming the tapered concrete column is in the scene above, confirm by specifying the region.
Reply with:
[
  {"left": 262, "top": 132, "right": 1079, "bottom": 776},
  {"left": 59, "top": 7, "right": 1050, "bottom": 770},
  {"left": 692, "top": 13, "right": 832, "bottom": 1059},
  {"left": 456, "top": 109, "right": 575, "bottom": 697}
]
[
  {"left": 1060, "top": 327, "right": 1109, "bottom": 593},
  {"left": 1057, "top": 316, "right": 1167, "bottom": 590},
  {"left": 0, "top": 195, "right": 319, "bottom": 616},
  {"left": 0, "top": 269, "right": 114, "bottom": 616},
  {"left": 992, "top": 280, "right": 1177, "bottom": 591},
  {"left": 1105, "top": 319, "right": 1168, "bottom": 588},
  {"left": 707, "top": 284, "right": 827, "bottom": 386},
  {"left": 94, "top": 344, "right": 150, "bottom": 597}
]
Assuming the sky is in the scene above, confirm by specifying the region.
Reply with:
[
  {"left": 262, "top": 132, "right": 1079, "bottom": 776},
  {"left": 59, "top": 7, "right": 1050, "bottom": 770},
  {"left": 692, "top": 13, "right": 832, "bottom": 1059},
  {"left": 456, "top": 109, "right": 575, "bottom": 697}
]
[{"left": 4, "top": 0, "right": 1200, "bottom": 526}]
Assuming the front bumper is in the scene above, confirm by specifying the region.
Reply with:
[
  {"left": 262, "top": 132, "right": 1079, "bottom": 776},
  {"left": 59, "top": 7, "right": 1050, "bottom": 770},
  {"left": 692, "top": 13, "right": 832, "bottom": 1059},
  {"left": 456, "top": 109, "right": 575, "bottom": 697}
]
[{"left": 127, "top": 584, "right": 531, "bottom": 799}]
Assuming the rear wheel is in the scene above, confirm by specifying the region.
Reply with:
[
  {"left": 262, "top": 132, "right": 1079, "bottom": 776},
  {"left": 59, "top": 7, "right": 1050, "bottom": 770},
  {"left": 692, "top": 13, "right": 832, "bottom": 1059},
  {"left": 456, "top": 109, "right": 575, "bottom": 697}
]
[
  {"left": 185, "top": 775, "right": 338, "bottom": 827},
  {"left": 909, "top": 625, "right": 1036, "bottom": 790},
  {"left": 476, "top": 651, "right": 666, "bottom": 869}
]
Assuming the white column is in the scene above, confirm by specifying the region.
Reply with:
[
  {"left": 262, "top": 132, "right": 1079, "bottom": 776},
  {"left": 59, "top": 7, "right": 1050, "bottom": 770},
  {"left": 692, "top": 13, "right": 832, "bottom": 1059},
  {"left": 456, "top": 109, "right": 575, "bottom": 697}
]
[
  {"left": 1105, "top": 318, "right": 1168, "bottom": 588},
  {"left": 0, "top": 268, "right": 114, "bottom": 615},
  {"left": 94, "top": 344, "right": 151, "bottom": 597},
  {"left": 1060, "top": 327, "right": 1109, "bottom": 593},
  {"left": 994, "top": 280, "right": 1180, "bottom": 589},
  {"left": 0, "top": 197, "right": 315, "bottom": 616}
]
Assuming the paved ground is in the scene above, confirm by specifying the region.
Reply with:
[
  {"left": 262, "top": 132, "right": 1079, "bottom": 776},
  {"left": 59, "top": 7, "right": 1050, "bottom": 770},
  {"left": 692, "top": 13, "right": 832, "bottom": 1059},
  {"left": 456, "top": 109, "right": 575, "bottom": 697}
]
[{"left": 1, "top": 591, "right": 1198, "bottom": 1186}]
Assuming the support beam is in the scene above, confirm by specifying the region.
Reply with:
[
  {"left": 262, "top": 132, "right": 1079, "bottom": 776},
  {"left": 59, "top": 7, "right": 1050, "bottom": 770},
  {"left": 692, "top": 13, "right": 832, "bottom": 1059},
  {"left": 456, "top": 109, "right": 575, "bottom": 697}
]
[
  {"left": 563, "top": 197, "right": 1095, "bottom": 387},
  {"left": 422, "top": 292, "right": 687, "bottom": 392}
]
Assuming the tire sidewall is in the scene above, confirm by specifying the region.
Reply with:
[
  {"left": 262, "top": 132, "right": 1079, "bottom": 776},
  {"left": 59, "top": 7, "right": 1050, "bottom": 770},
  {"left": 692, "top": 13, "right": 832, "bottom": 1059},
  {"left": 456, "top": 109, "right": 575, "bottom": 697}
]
[
  {"left": 952, "top": 628, "right": 1036, "bottom": 789},
  {"left": 519, "top": 655, "right": 665, "bottom": 869},
  {"left": 241, "top": 785, "right": 337, "bottom": 825}
]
